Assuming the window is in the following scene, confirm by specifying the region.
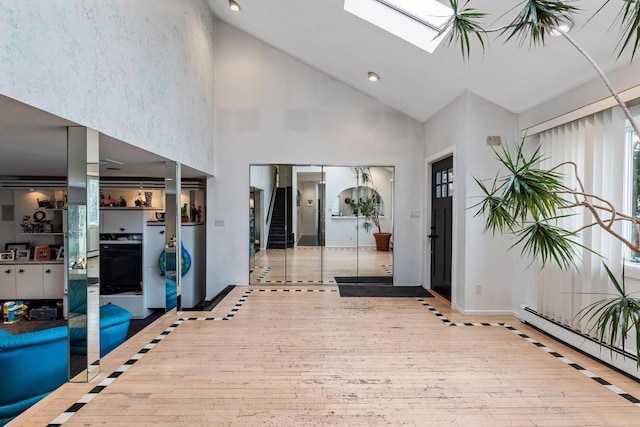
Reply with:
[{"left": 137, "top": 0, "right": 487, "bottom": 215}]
[
  {"left": 343, "top": 0, "right": 452, "bottom": 53},
  {"left": 629, "top": 126, "right": 640, "bottom": 261}
]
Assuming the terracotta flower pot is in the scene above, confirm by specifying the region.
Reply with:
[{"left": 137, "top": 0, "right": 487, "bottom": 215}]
[{"left": 373, "top": 232, "right": 392, "bottom": 251}]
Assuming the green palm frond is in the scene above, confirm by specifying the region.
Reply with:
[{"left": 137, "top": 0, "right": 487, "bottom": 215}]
[
  {"left": 500, "top": 0, "right": 579, "bottom": 47},
  {"left": 441, "top": 0, "right": 488, "bottom": 61},
  {"left": 512, "top": 218, "right": 582, "bottom": 270},
  {"left": 576, "top": 262, "right": 640, "bottom": 366},
  {"left": 493, "top": 140, "right": 569, "bottom": 222},
  {"left": 472, "top": 175, "right": 517, "bottom": 234},
  {"left": 614, "top": 0, "right": 640, "bottom": 59}
]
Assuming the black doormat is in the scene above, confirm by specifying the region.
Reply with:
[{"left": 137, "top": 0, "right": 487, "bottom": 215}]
[
  {"left": 334, "top": 276, "right": 393, "bottom": 284},
  {"left": 338, "top": 284, "right": 434, "bottom": 298}
]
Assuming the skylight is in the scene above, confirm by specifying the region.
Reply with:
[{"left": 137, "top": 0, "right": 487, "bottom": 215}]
[{"left": 344, "top": 0, "right": 453, "bottom": 53}]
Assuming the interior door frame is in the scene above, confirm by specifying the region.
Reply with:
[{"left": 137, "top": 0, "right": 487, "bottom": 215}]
[{"left": 424, "top": 147, "right": 458, "bottom": 308}]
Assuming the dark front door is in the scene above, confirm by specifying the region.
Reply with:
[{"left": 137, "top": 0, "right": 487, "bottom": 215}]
[{"left": 430, "top": 156, "right": 453, "bottom": 300}]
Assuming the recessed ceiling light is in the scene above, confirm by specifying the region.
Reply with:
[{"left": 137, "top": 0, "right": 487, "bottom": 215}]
[
  {"left": 229, "top": 0, "right": 241, "bottom": 12},
  {"left": 368, "top": 71, "right": 380, "bottom": 82}
]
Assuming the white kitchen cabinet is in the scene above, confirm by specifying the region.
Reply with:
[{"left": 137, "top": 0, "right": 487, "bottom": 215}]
[
  {"left": 101, "top": 209, "right": 149, "bottom": 234},
  {"left": 0, "top": 266, "right": 17, "bottom": 300},
  {"left": 144, "top": 222, "right": 166, "bottom": 308},
  {"left": 141, "top": 221, "right": 205, "bottom": 309},
  {"left": 43, "top": 263, "right": 65, "bottom": 299},
  {"left": 0, "top": 263, "right": 65, "bottom": 300},
  {"left": 15, "top": 264, "right": 44, "bottom": 299},
  {"left": 180, "top": 223, "right": 205, "bottom": 309}
]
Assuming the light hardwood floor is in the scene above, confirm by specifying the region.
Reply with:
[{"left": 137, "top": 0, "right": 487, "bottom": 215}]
[
  {"left": 250, "top": 247, "right": 394, "bottom": 284},
  {"left": 11, "top": 285, "right": 640, "bottom": 426}
]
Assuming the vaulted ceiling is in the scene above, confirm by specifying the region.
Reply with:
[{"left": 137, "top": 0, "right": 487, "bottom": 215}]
[
  {"left": 208, "top": 0, "right": 637, "bottom": 122},
  {"left": 0, "top": 1, "right": 636, "bottom": 179}
]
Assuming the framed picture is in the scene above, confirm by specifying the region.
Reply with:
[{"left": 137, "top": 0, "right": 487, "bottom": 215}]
[
  {"left": 35, "top": 246, "right": 51, "bottom": 261},
  {"left": 5, "top": 242, "right": 29, "bottom": 252},
  {"left": 56, "top": 246, "right": 65, "bottom": 261},
  {"left": 0, "top": 251, "right": 15, "bottom": 261},
  {"left": 15, "top": 249, "right": 30, "bottom": 261}
]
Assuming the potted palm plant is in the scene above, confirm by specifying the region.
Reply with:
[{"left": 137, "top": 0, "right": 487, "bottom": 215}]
[
  {"left": 441, "top": 0, "right": 640, "bottom": 364},
  {"left": 348, "top": 167, "right": 392, "bottom": 251}
]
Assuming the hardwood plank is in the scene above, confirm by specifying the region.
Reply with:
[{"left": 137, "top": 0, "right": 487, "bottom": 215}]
[{"left": 11, "top": 286, "right": 640, "bottom": 426}]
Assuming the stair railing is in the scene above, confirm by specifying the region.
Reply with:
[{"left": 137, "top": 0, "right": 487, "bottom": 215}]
[{"left": 266, "top": 166, "right": 278, "bottom": 225}]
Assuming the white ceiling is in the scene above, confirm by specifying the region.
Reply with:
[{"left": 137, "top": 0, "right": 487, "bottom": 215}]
[{"left": 208, "top": 0, "right": 636, "bottom": 122}]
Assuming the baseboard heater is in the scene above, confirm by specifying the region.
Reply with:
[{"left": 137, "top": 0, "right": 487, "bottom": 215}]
[{"left": 521, "top": 306, "right": 640, "bottom": 380}]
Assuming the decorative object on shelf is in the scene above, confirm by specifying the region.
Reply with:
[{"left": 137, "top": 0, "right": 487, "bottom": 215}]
[
  {"left": 34, "top": 246, "right": 51, "bottom": 261},
  {"left": 15, "top": 249, "right": 30, "bottom": 261},
  {"left": 197, "top": 206, "right": 202, "bottom": 222},
  {"left": 33, "top": 211, "right": 46, "bottom": 222},
  {"left": 145, "top": 191, "right": 153, "bottom": 207},
  {"left": 56, "top": 247, "right": 64, "bottom": 261},
  {"left": 181, "top": 203, "right": 188, "bottom": 222},
  {"left": 20, "top": 214, "right": 42, "bottom": 233},
  {"left": 36, "top": 198, "right": 54, "bottom": 209},
  {"left": 72, "top": 257, "right": 86, "bottom": 269},
  {"left": 0, "top": 251, "right": 15, "bottom": 261},
  {"left": 155, "top": 212, "right": 165, "bottom": 222},
  {"left": 158, "top": 242, "right": 192, "bottom": 277},
  {"left": 5, "top": 242, "right": 29, "bottom": 252}
]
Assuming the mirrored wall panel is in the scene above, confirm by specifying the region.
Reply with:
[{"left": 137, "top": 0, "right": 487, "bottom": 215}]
[
  {"left": 249, "top": 164, "right": 394, "bottom": 285},
  {"left": 67, "top": 127, "right": 101, "bottom": 382}
]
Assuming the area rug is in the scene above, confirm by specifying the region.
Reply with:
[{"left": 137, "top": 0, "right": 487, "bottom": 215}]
[
  {"left": 338, "top": 284, "right": 433, "bottom": 298},
  {"left": 334, "top": 276, "right": 393, "bottom": 284}
]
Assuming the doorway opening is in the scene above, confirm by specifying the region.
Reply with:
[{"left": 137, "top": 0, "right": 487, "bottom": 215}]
[{"left": 249, "top": 165, "right": 395, "bottom": 284}]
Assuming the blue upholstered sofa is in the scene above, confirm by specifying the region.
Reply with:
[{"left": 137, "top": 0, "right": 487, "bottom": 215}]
[
  {"left": 69, "top": 303, "right": 132, "bottom": 357},
  {"left": 68, "top": 279, "right": 132, "bottom": 357},
  {"left": 0, "top": 326, "right": 68, "bottom": 426}
]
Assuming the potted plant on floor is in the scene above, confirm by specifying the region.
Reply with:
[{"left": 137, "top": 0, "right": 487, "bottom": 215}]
[{"left": 348, "top": 167, "right": 392, "bottom": 251}]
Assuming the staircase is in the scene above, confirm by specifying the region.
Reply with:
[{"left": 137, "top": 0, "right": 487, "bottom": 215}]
[{"left": 267, "top": 187, "right": 294, "bottom": 249}]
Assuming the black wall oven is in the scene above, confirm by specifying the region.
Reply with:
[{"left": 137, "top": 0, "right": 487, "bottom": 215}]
[{"left": 99, "top": 241, "right": 143, "bottom": 295}]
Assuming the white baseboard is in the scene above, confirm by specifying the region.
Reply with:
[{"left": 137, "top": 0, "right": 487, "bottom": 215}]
[{"left": 522, "top": 306, "right": 640, "bottom": 380}]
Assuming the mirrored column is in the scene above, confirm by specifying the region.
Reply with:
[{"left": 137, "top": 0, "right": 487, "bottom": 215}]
[
  {"left": 165, "top": 161, "right": 181, "bottom": 311},
  {"left": 67, "top": 127, "right": 100, "bottom": 382}
]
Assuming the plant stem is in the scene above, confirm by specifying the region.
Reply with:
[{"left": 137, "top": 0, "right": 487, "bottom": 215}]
[{"left": 560, "top": 30, "right": 640, "bottom": 140}]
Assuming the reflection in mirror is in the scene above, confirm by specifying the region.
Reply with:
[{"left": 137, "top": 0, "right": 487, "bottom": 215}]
[
  {"left": 250, "top": 165, "right": 393, "bottom": 284},
  {"left": 249, "top": 165, "right": 285, "bottom": 284},
  {"left": 165, "top": 161, "right": 180, "bottom": 312},
  {"left": 288, "top": 166, "right": 324, "bottom": 283},
  {"left": 332, "top": 186, "right": 384, "bottom": 218},
  {"left": 67, "top": 127, "right": 100, "bottom": 382},
  {"left": 355, "top": 166, "right": 394, "bottom": 281}
]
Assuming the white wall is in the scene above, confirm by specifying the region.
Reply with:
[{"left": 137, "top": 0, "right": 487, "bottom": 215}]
[
  {"left": 0, "top": 190, "right": 16, "bottom": 246},
  {"left": 0, "top": 0, "right": 216, "bottom": 175},
  {"left": 519, "top": 60, "right": 640, "bottom": 131},
  {"left": 424, "top": 91, "right": 517, "bottom": 314},
  {"left": 209, "top": 21, "right": 424, "bottom": 293}
]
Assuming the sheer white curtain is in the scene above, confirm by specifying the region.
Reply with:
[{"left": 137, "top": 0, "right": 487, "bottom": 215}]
[{"left": 537, "top": 107, "right": 626, "bottom": 332}]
